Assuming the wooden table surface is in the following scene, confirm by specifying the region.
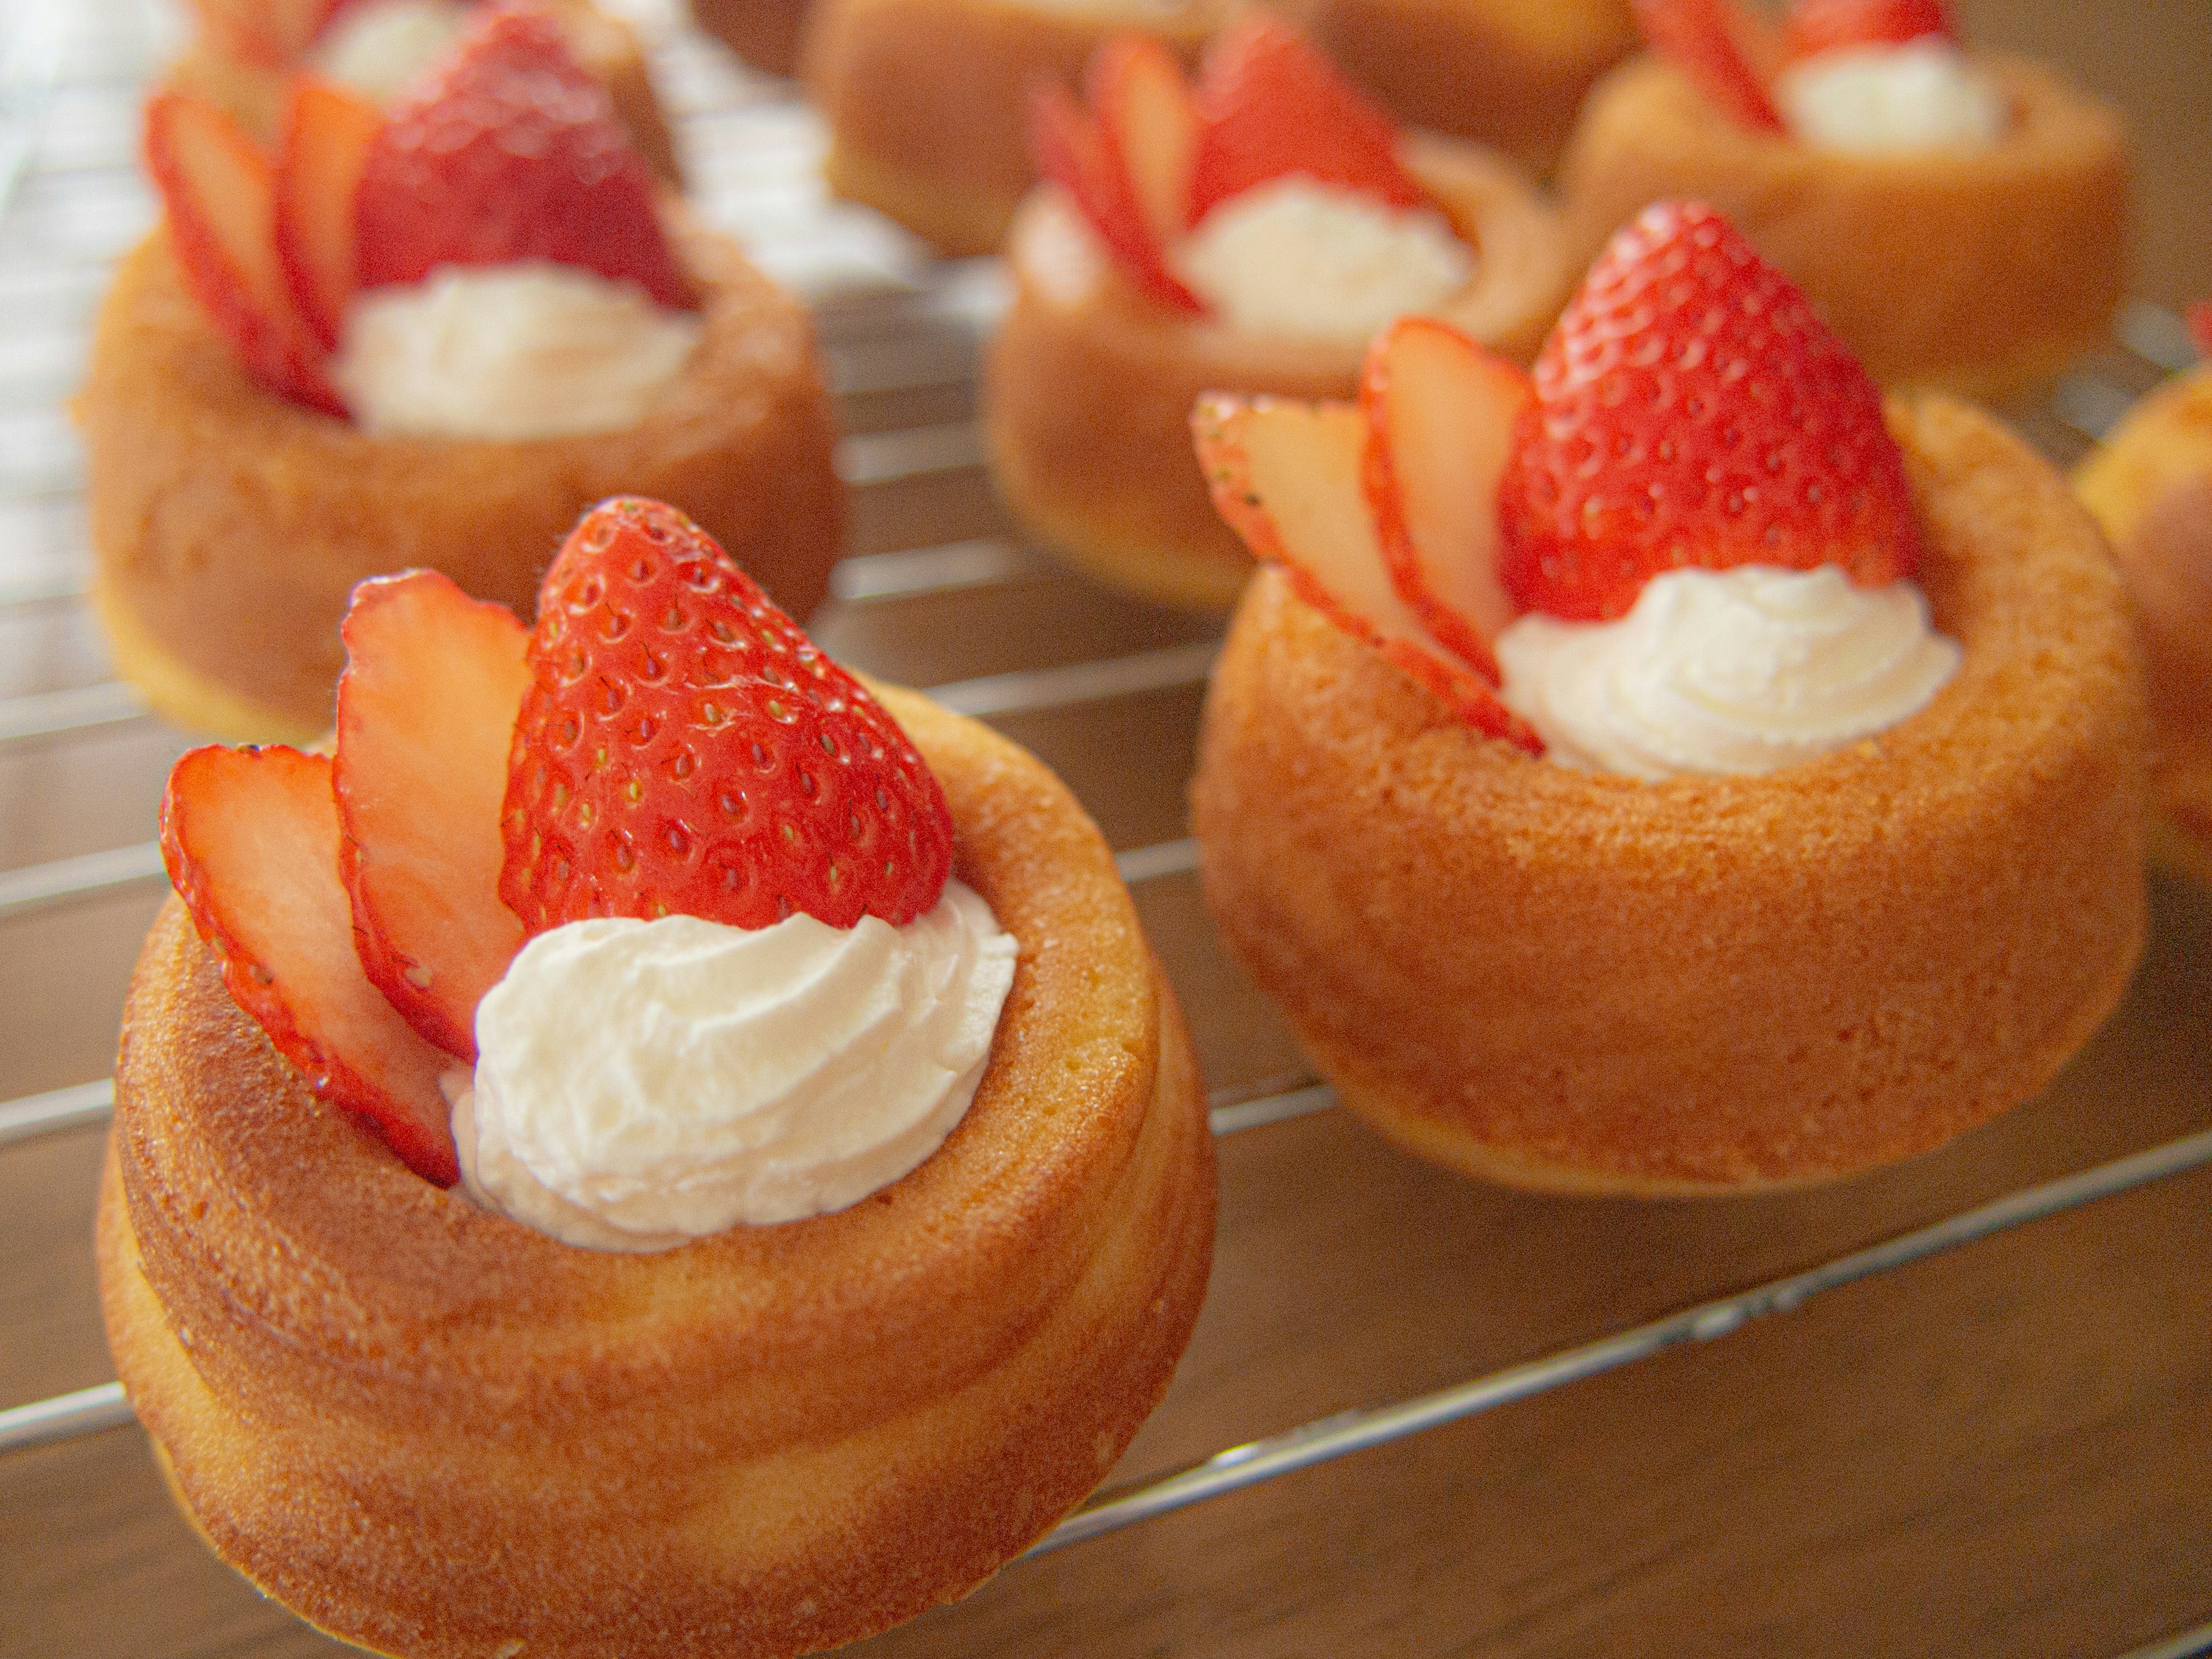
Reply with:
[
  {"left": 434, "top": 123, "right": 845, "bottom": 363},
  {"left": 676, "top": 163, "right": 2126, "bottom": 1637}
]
[{"left": 1, "top": 3, "right": 2207, "bottom": 1657}]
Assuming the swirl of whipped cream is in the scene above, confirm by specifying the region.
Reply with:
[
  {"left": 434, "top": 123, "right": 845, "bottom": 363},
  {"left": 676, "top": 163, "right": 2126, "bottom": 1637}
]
[
  {"left": 1774, "top": 40, "right": 2008, "bottom": 154},
  {"left": 1494, "top": 565, "right": 1961, "bottom": 780},
  {"left": 332, "top": 263, "right": 703, "bottom": 442},
  {"left": 306, "top": 0, "right": 473, "bottom": 106},
  {"left": 449, "top": 882, "right": 1019, "bottom": 1251},
  {"left": 1169, "top": 178, "right": 1475, "bottom": 344}
]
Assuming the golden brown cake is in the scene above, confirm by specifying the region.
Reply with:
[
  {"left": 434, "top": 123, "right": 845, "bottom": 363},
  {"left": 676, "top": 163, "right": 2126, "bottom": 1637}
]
[
  {"left": 168, "top": 0, "right": 682, "bottom": 184},
  {"left": 691, "top": 0, "right": 812, "bottom": 78},
  {"left": 983, "top": 134, "right": 1575, "bottom": 611},
  {"left": 78, "top": 215, "right": 843, "bottom": 745},
  {"left": 1294, "top": 0, "right": 1636, "bottom": 173},
  {"left": 98, "top": 682, "right": 1215, "bottom": 1659},
  {"left": 1556, "top": 54, "right": 2130, "bottom": 399},
  {"left": 2075, "top": 363, "right": 2212, "bottom": 882},
  {"left": 1192, "top": 397, "right": 2147, "bottom": 1193},
  {"left": 804, "top": 0, "right": 1222, "bottom": 256}
]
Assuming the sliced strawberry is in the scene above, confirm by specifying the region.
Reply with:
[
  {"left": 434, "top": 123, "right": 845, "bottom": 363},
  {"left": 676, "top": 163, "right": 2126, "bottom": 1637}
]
[
  {"left": 1089, "top": 36, "right": 1200, "bottom": 247},
  {"left": 501, "top": 498, "right": 957, "bottom": 934},
  {"left": 353, "top": 7, "right": 690, "bottom": 310},
  {"left": 1631, "top": 0, "right": 1785, "bottom": 131},
  {"left": 1500, "top": 200, "right": 1919, "bottom": 623},
  {"left": 1030, "top": 81, "right": 1203, "bottom": 315},
  {"left": 1359, "top": 317, "right": 1530, "bottom": 685},
  {"left": 276, "top": 77, "right": 385, "bottom": 352},
  {"left": 188, "top": 0, "right": 346, "bottom": 66},
  {"left": 335, "top": 571, "right": 532, "bottom": 1063},
  {"left": 161, "top": 745, "right": 460, "bottom": 1187},
  {"left": 1781, "top": 0, "right": 1958, "bottom": 64},
  {"left": 1186, "top": 16, "right": 1425, "bottom": 225},
  {"left": 1194, "top": 394, "right": 1543, "bottom": 753},
  {"left": 143, "top": 90, "right": 347, "bottom": 417},
  {"left": 2188, "top": 302, "right": 2212, "bottom": 362}
]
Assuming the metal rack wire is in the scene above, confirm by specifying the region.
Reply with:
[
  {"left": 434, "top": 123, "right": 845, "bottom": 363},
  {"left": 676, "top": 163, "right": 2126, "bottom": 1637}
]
[{"left": 1, "top": 3, "right": 2209, "bottom": 1656}]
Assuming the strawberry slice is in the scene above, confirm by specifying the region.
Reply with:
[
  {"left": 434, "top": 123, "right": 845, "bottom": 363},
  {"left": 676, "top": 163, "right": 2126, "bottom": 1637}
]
[
  {"left": 1186, "top": 16, "right": 1425, "bottom": 225},
  {"left": 353, "top": 7, "right": 690, "bottom": 310},
  {"left": 143, "top": 90, "right": 348, "bottom": 417},
  {"left": 1499, "top": 200, "right": 1919, "bottom": 623},
  {"left": 161, "top": 744, "right": 460, "bottom": 1187},
  {"left": 1631, "top": 0, "right": 1785, "bottom": 131},
  {"left": 335, "top": 571, "right": 532, "bottom": 1063},
  {"left": 188, "top": 0, "right": 346, "bottom": 66},
  {"left": 1781, "top": 0, "right": 1959, "bottom": 63},
  {"left": 2187, "top": 301, "right": 2211, "bottom": 362},
  {"left": 501, "top": 498, "right": 957, "bottom": 934},
  {"left": 1089, "top": 36, "right": 1200, "bottom": 248},
  {"left": 1194, "top": 393, "right": 1543, "bottom": 753},
  {"left": 1031, "top": 81, "right": 1203, "bottom": 315},
  {"left": 1359, "top": 317, "right": 1529, "bottom": 685},
  {"left": 275, "top": 77, "right": 385, "bottom": 352}
]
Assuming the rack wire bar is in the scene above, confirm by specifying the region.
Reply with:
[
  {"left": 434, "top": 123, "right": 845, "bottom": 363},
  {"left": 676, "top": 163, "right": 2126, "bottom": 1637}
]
[
  {"left": 0, "top": 1382, "right": 128, "bottom": 1455},
  {"left": 1024, "top": 1122, "right": 2212, "bottom": 1556},
  {"left": 0, "top": 838, "right": 165, "bottom": 922},
  {"left": 836, "top": 421, "right": 984, "bottom": 486},
  {"left": 0, "top": 679, "right": 146, "bottom": 747},
  {"left": 2114, "top": 1620, "right": 2212, "bottom": 1659},
  {"left": 0, "top": 1077, "right": 111, "bottom": 1147}
]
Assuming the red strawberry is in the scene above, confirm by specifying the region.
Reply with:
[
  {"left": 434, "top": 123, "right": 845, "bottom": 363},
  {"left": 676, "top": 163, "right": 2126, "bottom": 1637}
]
[
  {"left": 1186, "top": 16, "right": 1425, "bottom": 225},
  {"left": 335, "top": 571, "right": 533, "bottom": 1063},
  {"left": 1359, "top": 317, "right": 1529, "bottom": 684},
  {"left": 161, "top": 744, "right": 461, "bottom": 1187},
  {"left": 275, "top": 77, "right": 385, "bottom": 351},
  {"left": 1089, "top": 36, "right": 1200, "bottom": 249},
  {"left": 1194, "top": 393, "right": 1543, "bottom": 753},
  {"left": 143, "top": 90, "right": 348, "bottom": 417},
  {"left": 1499, "top": 200, "right": 1920, "bottom": 623},
  {"left": 353, "top": 7, "right": 690, "bottom": 310},
  {"left": 501, "top": 498, "right": 956, "bottom": 934},
  {"left": 188, "top": 0, "right": 345, "bottom": 66},
  {"left": 2189, "top": 302, "right": 2212, "bottom": 362},
  {"left": 1781, "top": 0, "right": 1958, "bottom": 64},
  {"left": 1030, "top": 80, "right": 1203, "bottom": 315},
  {"left": 1631, "top": 0, "right": 1784, "bottom": 132}
]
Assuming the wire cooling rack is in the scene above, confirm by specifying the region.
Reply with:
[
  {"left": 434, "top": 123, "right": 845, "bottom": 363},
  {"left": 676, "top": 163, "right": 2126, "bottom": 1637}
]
[{"left": 2, "top": 3, "right": 2209, "bottom": 1656}]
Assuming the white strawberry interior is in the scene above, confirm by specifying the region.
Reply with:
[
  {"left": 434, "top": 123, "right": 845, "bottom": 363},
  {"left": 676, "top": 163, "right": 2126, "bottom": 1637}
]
[
  {"left": 1775, "top": 40, "right": 2006, "bottom": 153},
  {"left": 1169, "top": 177, "right": 1473, "bottom": 343}
]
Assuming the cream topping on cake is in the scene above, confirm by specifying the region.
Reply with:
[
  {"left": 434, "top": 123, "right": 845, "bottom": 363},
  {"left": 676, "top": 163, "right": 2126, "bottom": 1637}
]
[
  {"left": 1170, "top": 178, "right": 1474, "bottom": 343},
  {"left": 1494, "top": 565, "right": 1960, "bottom": 778},
  {"left": 447, "top": 882, "right": 1018, "bottom": 1251},
  {"left": 306, "top": 0, "right": 474, "bottom": 104},
  {"left": 331, "top": 262, "right": 703, "bottom": 441},
  {"left": 1774, "top": 40, "right": 2007, "bottom": 153}
]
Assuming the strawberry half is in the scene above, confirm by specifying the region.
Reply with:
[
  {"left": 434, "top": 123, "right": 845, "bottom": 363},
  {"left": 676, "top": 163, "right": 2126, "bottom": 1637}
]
[
  {"left": 1031, "top": 79, "right": 1203, "bottom": 315},
  {"left": 1499, "top": 200, "right": 1920, "bottom": 623},
  {"left": 143, "top": 89, "right": 348, "bottom": 416},
  {"left": 1781, "top": 0, "right": 1959, "bottom": 64},
  {"left": 501, "top": 498, "right": 956, "bottom": 934},
  {"left": 1194, "top": 393, "right": 1541, "bottom": 753},
  {"left": 353, "top": 7, "right": 690, "bottom": 309},
  {"left": 335, "top": 571, "right": 533, "bottom": 1063},
  {"left": 1631, "top": 0, "right": 1784, "bottom": 132},
  {"left": 1185, "top": 16, "right": 1425, "bottom": 225},
  {"left": 161, "top": 744, "right": 461, "bottom": 1186},
  {"left": 275, "top": 76, "right": 385, "bottom": 351}
]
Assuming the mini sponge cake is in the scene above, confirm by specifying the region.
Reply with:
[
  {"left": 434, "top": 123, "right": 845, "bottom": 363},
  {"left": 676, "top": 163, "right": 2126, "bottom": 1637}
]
[
  {"left": 99, "top": 684, "right": 1215, "bottom": 1659},
  {"left": 79, "top": 214, "right": 842, "bottom": 745},
  {"left": 1193, "top": 397, "right": 2147, "bottom": 1193}
]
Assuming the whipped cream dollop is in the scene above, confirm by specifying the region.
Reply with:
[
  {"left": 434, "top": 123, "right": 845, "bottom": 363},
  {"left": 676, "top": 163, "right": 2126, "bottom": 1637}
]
[
  {"left": 332, "top": 263, "right": 703, "bottom": 441},
  {"left": 449, "top": 883, "right": 1020, "bottom": 1252},
  {"left": 1775, "top": 40, "right": 2008, "bottom": 154},
  {"left": 306, "top": 0, "right": 473, "bottom": 105},
  {"left": 1495, "top": 565, "right": 1961, "bottom": 779},
  {"left": 1170, "top": 177, "right": 1474, "bottom": 343}
]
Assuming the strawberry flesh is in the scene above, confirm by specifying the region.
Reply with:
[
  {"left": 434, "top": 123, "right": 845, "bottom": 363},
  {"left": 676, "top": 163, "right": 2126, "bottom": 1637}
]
[
  {"left": 1499, "top": 200, "right": 1919, "bottom": 623},
  {"left": 1631, "top": 0, "right": 1785, "bottom": 131},
  {"left": 1194, "top": 393, "right": 1542, "bottom": 753},
  {"left": 1089, "top": 35, "right": 1200, "bottom": 249},
  {"left": 1359, "top": 317, "right": 1529, "bottom": 684},
  {"left": 1031, "top": 81, "right": 1204, "bottom": 315},
  {"left": 161, "top": 744, "right": 461, "bottom": 1187},
  {"left": 335, "top": 571, "right": 533, "bottom": 1063},
  {"left": 188, "top": 0, "right": 346, "bottom": 66},
  {"left": 353, "top": 7, "right": 690, "bottom": 309},
  {"left": 1781, "top": 0, "right": 1959, "bottom": 63},
  {"left": 275, "top": 76, "right": 385, "bottom": 351},
  {"left": 143, "top": 89, "right": 349, "bottom": 416},
  {"left": 501, "top": 498, "right": 956, "bottom": 934},
  {"left": 1186, "top": 16, "right": 1425, "bottom": 225}
]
